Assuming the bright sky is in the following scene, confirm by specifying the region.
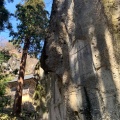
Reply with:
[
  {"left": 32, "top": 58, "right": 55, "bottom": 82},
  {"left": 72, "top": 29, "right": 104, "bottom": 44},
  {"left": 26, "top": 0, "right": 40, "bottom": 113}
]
[{"left": 0, "top": 0, "right": 53, "bottom": 40}]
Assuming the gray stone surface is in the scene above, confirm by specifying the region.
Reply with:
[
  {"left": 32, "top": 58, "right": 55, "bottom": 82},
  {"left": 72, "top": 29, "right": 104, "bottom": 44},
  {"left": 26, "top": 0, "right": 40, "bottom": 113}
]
[{"left": 41, "top": 0, "right": 120, "bottom": 120}]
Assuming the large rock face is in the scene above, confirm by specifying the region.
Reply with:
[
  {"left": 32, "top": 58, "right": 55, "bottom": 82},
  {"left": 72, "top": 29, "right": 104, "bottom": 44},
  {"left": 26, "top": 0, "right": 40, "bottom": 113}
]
[{"left": 41, "top": 0, "right": 120, "bottom": 120}]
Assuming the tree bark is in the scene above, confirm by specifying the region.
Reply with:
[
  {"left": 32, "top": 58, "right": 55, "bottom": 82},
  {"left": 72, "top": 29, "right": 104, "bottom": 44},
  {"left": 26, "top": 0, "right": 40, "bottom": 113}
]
[{"left": 13, "top": 37, "right": 30, "bottom": 115}]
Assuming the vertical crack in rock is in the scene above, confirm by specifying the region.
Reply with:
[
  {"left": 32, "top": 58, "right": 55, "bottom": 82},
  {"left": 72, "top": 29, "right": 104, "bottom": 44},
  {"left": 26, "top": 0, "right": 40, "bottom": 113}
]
[{"left": 83, "top": 87, "right": 92, "bottom": 120}]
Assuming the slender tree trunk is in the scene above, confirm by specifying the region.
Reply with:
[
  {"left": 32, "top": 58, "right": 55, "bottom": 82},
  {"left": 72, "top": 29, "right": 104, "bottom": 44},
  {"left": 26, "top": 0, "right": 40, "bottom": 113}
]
[{"left": 13, "top": 37, "right": 30, "bottom": 115}]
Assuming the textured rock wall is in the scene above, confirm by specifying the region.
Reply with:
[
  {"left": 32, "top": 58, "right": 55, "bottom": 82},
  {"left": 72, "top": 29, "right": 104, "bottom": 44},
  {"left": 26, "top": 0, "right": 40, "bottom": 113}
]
[{"left": 41, "top": 0, "right": 120, "bottom": 119}]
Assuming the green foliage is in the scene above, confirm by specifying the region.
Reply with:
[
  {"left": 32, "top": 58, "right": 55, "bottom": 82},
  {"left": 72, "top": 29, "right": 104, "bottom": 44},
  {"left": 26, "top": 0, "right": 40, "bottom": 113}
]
[
  {"left": 33, "top": 84, "right": 45, "bottom": 101},
  {"left": 0, "top": 51, "right": 10, "bottom": 64},
  {"left": 0, "top": 76, "right": 6, "bottom": 96},
  {"left": 0, "top": 75, "right": 13, "bottom": 113},
  {"left": 0, "top": 112, "right": 39, "bottom": 120},
  {"left": 0, "top": 96, "right": 11, "bottom": 113},
  {"left": 0, "top": 113, "right": 17, "bottom": 120},
  {"left": 0, "top": 0, "right": 13, "bottom": 31},
  {"left": 10, "top": 0, "right": 49, "bottom": 57},
  {"left": 0, "top": 75, "right": 12, "bottom": 96},
  {"left": 33, "top": 83, "right": 47, "bottom": 112}
]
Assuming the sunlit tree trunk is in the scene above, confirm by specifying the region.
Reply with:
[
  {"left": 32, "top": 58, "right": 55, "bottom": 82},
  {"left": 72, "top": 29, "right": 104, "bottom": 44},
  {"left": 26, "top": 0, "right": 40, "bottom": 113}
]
[{"left": 13, "top": 38, "right": 30, "bottom": 115}]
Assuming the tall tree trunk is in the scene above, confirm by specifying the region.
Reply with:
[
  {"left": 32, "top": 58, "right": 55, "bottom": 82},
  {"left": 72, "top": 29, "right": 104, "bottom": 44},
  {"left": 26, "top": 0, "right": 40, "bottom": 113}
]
[{"left": 13, "top": 38, "right": 30, "bottom": 115}]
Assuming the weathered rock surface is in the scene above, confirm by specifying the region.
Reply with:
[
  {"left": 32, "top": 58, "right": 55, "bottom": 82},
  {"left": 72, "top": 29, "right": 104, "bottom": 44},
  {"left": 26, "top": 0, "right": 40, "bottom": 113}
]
[{"left": 41, "top": 0, "right": 120, "bottom": 120}]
